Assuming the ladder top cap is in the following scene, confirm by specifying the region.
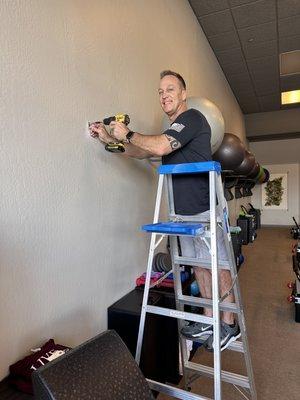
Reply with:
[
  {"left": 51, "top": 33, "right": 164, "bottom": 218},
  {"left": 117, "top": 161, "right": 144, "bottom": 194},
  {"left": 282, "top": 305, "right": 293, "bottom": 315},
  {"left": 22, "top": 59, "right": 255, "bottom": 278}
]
[{"left": 158, "top": 161, "right": 221, "bottom": 175}]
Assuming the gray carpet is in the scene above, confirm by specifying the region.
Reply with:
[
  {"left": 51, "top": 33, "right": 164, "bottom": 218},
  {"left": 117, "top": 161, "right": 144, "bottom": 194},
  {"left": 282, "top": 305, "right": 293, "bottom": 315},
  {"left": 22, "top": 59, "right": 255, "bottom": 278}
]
[{"left": 159, "top": 227, "right": 300, "bottom": 400}]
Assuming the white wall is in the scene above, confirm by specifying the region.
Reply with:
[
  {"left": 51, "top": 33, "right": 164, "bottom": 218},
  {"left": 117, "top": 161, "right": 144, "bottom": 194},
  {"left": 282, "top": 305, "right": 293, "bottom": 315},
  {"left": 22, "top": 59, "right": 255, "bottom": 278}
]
[
  {"left": 0, "top": 0, "right": 246, "bottom": 378},
  {"left": 250, "top": 139, "right": 300, "bottom": 223},
  {"left": 245, "top": 108, "right": 300, "bottom": 137},
  {"left": 250, "top": 138, "right": 300, "bottom": 165}
]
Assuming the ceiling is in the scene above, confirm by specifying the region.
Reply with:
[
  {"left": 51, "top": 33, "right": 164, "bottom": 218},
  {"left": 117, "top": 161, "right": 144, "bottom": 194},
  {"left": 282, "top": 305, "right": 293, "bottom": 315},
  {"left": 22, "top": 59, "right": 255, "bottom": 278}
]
[{"left": 188, "top": 0, "right": 300, "bottom": 114}]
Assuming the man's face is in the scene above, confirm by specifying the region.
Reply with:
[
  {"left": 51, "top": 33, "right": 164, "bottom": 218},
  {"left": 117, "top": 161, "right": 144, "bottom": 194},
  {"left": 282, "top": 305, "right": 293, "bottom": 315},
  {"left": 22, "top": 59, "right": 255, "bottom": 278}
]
[{"left": 158, "top": 75, "right": 187, "bottom": 119}]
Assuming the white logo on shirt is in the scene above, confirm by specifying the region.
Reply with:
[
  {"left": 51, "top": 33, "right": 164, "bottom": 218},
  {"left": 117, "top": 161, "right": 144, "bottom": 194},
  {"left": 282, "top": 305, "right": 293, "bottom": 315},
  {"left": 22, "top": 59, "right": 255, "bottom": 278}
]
[{"left": 170, "top": 123, "right": 185, "bottom": 133}]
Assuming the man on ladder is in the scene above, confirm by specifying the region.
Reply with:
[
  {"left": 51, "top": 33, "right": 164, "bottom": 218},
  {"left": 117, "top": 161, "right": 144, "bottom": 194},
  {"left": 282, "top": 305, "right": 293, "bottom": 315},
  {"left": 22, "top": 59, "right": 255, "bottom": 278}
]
[{"left": 89, "top": 70, "right": 240, "bottom": 350}]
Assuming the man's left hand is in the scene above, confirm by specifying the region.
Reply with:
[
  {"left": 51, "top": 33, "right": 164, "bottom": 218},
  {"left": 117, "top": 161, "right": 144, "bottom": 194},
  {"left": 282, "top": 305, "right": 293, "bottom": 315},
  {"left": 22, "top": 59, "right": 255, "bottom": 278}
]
[{"left": 110, "top": 121, "right": 129, "bottom": 141}]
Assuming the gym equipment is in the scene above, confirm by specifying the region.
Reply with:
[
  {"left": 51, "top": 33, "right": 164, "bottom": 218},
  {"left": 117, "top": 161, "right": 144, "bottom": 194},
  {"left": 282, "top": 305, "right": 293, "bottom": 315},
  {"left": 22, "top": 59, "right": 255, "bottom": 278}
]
[
  {"left": 89, "top": 114, "right": 130, "bottom": 153},
  {"left": 255, "top": 166, "right": 266, "bottom": 183},
  {"left": 234, "top": 180, "right": 243, "bottom": 199},
  {"left": 237, "top": 209, "right": 256, "bottom": 245},
  {"left": 240, "top": 205, "right": 257, "bottom": 238},
  {"left": 287, "top": 243, "right": 300, "bottom": 322},
  {"left": 32, "top": 330, "right": 155, "bottom": 399},
  {"left": 248, "top": 204, "right": 261, "bottom": 230},
  {"left": 291, "top": 217, "right": 300, "bottom": 239},
  {"left": 162, "top": 97, "right": 225, "bottom": 153},
  {"left": 262, "top": 168, "right": 270, "bottom": 183},
  {"left": 152, "top": 252, "right": 172, "bottom": 272},
  {"left": 223, "top": 177, "right": 238, "bottom": 201},
  {"left": 241, "top": 180, "right": 256, "bottom": 197},
  {"left": 137, "top": 161, "right": 256, "bottom": 400},
  {"left": 213, "top": 133, "right": 245, "bottom": 171},
  {"left": 230, "top": 226, "right": 243, "bottom": 271},
  {"left": 247, "top": 162, "right": 260, "bottom": 179},
  {"left": 235, "top": 150, "right": 255, "bottom": 176}
]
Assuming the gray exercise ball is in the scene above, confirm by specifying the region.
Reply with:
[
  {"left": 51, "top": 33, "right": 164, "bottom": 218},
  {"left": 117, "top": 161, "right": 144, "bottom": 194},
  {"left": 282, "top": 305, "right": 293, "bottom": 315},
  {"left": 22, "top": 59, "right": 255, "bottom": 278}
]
[
  {"left": 213, "top": 133, "right": 246, "bottom": 171},
  {"left": 235, "top": 150, "right": 255, "bottom": 176},
  {"left": 162, "top": 97, "right": 224, "bottom": 154}
]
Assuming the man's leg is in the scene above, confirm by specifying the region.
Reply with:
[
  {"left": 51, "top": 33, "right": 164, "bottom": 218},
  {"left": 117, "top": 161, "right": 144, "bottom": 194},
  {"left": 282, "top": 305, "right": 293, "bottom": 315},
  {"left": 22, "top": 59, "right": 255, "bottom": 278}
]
[
  {"left": 180, "top": 237, "right": 214, "bottom": 338},
  {"left": 194, "top": 267, "right": 235, "bottom": 323},
  {"left": 193, "top": 266, "right": 212, "bottom": 317},
  {"left": 219, "top": 269, "right": 235, "bottom": 325}
]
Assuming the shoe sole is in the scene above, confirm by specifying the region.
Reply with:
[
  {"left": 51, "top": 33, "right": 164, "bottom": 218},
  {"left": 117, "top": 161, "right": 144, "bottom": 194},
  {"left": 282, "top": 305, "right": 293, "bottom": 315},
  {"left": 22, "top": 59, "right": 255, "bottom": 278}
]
[
  {"left": 204, "top": 332, "right": 241, "bottom": 352},
  {"left": 221, "top": 332, "right": 241, "bottom": 351},
  {"left": 181, "top": 329, "right": 213, "bottom": 339}
]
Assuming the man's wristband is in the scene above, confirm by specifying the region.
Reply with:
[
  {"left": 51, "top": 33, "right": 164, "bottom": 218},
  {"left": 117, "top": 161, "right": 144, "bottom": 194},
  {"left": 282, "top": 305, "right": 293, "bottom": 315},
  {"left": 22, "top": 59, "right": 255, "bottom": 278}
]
[{"left": 126, "top": 130, "right": 135, "bottom": 142}]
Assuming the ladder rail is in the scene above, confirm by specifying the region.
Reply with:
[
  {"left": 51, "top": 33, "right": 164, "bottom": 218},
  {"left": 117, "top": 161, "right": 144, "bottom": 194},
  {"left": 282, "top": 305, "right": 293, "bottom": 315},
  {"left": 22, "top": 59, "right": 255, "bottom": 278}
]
[
  {"left": 215, "top": 174, "right": 257, "bottom": 400},
  {"left": 135, "top": 174, "right": 164, "bottom": 364},
  {"left": 209, "top": 170, "right": 222, "bottom": 399},
  {"left": 170, "top": 236, "right": 190, "bottom": 389}
]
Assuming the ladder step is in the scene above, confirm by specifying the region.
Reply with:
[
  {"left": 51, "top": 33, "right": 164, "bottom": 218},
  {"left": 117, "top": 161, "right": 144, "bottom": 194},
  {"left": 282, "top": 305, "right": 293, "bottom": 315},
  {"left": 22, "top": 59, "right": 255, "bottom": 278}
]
[
  {"left": 178, "top": 294, "right": 240, "bottom": 313},
  {"left": 146, "top": 305, "right": 213, "bottom": 324},
  {"left": 142, "top": 222, "right": 205, "bottom": 236},
  {"left": 147, "top": 379, "right": 212, "bottom": 400},
  {"left": 184, "top": 335, "right": 244, "bottom": 353},
  {"left": 185, "top": 362, "right": 250, "bottom": 389},
  {"left": 174, "top": 256, "right": 230, "bottom": 270}
]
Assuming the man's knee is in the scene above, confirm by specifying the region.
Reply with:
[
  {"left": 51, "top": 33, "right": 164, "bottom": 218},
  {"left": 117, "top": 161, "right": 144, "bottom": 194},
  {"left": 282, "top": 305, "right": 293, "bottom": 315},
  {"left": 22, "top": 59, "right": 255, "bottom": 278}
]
[{"left": 194, "top": 266, "right": 211, "bottom": 278}]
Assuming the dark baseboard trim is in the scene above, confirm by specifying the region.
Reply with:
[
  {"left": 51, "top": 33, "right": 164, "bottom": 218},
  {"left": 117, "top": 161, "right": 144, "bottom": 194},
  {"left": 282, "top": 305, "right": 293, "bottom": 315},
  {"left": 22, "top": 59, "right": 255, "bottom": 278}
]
[
  {"left": 261, "top": 224, "right": 291, "bottom": 228},
  {"left": 247, "top": 132, "right": 300, "bottom": 142}
]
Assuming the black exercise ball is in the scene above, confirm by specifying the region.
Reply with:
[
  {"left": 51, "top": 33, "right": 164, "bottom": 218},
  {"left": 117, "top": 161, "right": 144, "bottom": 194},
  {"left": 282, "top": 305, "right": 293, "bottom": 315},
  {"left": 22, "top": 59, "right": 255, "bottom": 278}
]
[
  {"left": 247, "top": 162, "right": 260, "bottom": 179},
  {"left": 235, "top": 150, "right": 255, "bottom": 176},
  {"left": 263, "top": 168, "right": 270, "bottom": 183},
  {"left": 213, "top": 133, "right": 246, "bottom": 171}
]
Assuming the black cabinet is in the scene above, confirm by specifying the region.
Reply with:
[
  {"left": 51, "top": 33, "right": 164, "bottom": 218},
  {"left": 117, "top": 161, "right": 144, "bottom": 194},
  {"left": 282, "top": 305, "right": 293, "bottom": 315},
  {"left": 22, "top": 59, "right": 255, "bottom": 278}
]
[{"left": 107, "top": 287, "right": 180, "bottom": 384}]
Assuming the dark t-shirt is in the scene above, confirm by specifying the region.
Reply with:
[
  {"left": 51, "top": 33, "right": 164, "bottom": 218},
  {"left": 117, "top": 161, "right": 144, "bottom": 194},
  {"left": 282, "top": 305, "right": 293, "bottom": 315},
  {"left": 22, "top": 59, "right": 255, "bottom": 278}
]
[{"left": 162, "top": 108, "right": 212, "bottom": 215}]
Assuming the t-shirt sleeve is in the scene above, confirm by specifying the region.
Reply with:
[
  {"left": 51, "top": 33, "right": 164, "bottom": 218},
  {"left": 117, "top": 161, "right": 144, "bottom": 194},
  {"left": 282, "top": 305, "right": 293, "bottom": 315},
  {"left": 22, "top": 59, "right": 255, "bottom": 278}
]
[{"left": 163, "top": 110, "right": 203, "bottom": 147}]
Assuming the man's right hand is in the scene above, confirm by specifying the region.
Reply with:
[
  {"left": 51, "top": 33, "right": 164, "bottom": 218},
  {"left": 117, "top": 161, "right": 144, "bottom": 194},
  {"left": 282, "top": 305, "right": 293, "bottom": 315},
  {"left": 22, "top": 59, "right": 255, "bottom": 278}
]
[{"left": 89, "top": 122, "right": 112, "bottom": 144}]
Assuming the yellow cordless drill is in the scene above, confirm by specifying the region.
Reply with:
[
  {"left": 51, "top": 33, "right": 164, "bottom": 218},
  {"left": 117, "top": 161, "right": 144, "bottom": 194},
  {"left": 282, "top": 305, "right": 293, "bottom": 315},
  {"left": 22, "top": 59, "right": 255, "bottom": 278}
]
[{"left": 103, "top": 114, "right": 130, "bottom": 153}]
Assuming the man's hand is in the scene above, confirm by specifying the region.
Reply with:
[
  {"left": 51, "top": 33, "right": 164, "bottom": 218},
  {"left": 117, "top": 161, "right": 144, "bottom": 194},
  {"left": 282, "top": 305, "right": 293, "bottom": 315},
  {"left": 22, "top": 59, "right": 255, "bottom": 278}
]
[
  {"left": 109, "top": 121, "right": 129, "bottom": 141},
  {"left": 89, "top": 122, "right": 112, "bottom": 144}
]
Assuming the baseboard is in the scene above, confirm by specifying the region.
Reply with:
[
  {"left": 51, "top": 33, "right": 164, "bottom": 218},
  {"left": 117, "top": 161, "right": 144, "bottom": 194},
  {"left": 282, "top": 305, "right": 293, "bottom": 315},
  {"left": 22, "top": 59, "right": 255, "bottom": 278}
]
[{"left": 261, "top": 224, "right": 291, "bottom": 228}]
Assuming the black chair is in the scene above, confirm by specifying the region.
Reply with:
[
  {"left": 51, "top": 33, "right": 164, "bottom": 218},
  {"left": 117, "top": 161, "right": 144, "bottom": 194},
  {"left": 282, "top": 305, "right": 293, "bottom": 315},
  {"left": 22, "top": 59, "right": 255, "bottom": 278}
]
[{"left": 32, "top": 330, "right": 155, "bottom": 400}]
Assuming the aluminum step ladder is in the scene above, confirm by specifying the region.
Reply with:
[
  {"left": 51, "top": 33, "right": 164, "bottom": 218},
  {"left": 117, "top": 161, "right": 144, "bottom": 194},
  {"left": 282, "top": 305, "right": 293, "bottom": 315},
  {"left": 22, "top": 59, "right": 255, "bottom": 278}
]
[{"left": 135, "top": 161, "right": 257, "bottom": 400}]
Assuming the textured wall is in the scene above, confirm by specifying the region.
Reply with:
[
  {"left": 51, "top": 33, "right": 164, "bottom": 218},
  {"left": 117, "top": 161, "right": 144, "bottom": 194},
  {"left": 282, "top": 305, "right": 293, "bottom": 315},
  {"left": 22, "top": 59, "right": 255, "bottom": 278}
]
[{"left": 0, "top": 0, "right": 245, "bottom": 378}]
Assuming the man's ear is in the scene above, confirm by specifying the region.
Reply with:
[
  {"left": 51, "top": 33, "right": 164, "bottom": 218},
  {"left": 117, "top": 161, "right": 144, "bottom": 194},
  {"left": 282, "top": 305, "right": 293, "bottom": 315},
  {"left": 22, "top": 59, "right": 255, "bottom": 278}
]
[{"left": 182, "top": 89, "right": 187, "bottom": 102}]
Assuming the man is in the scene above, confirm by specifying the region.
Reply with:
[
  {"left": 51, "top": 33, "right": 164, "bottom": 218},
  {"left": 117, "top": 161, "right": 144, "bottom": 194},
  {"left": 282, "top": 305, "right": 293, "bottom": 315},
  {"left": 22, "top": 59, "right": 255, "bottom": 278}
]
[{"left": 89, "top": 70, "right": 240, "bottom": 351}]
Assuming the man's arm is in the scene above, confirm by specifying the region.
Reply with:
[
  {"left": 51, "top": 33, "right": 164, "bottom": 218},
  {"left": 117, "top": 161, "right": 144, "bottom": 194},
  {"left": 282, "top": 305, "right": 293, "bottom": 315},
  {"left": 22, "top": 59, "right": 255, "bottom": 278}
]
[
  {"left": 111, "top": 122, "right": 182, "bottom": 157},
  {"left": 89, "top": 122, "right": 151, "bottom": 159}
]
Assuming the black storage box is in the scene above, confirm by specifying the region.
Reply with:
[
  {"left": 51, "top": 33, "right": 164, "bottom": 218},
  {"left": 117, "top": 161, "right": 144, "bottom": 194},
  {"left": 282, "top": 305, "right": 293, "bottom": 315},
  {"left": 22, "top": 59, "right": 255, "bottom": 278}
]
[{"left": 107, "top": 288, "right": 180, "bottom": 385}]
